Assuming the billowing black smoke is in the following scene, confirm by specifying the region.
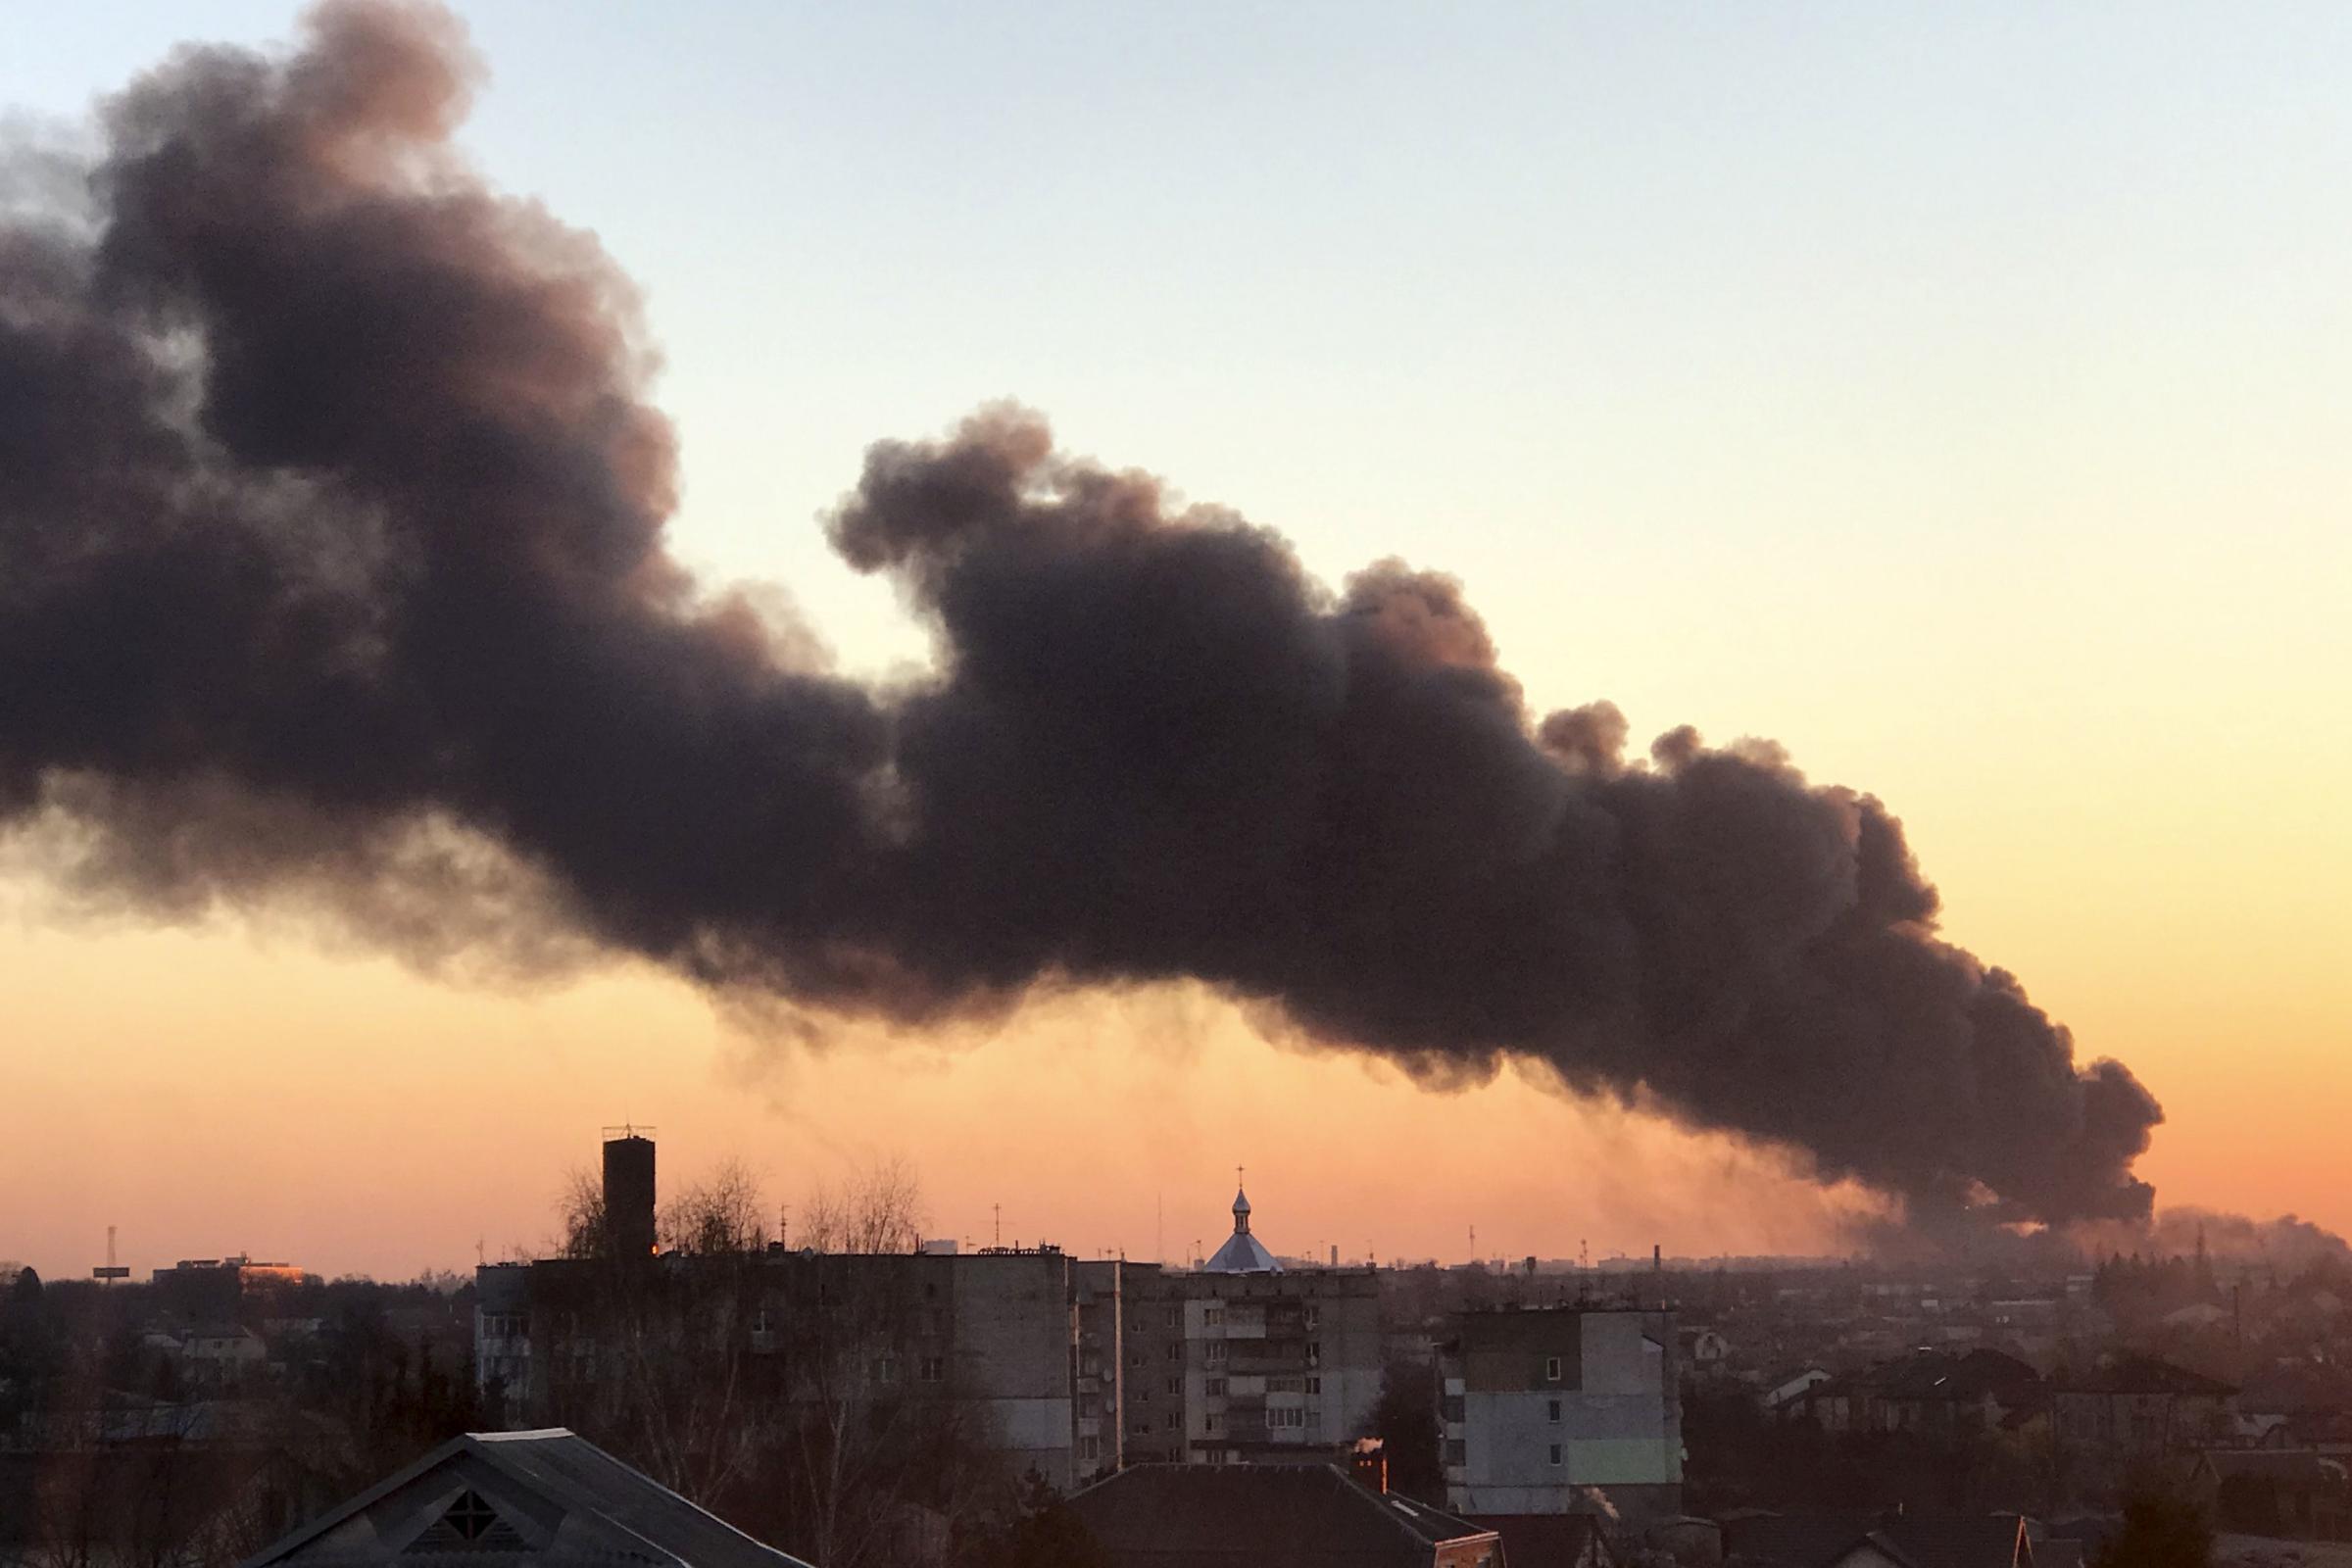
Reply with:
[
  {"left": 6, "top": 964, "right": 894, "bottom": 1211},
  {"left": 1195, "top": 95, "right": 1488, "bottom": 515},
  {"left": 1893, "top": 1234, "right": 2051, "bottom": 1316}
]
[{"left": 0, "top": 1, "right": 2161, "bottom": 1227}]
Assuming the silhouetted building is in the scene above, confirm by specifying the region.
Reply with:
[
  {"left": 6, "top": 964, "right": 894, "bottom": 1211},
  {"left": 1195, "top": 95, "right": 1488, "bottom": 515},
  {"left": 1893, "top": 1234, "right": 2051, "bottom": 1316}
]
[
  {"left": 476, "top": 1245, "right": 1095, "bottom": 1492},
  {"left": 151, "top": 1254, "right": 308, "bottom": 1319},
  {"left": 602, "top": 1132, "right": 657, "bottom": 1261}
]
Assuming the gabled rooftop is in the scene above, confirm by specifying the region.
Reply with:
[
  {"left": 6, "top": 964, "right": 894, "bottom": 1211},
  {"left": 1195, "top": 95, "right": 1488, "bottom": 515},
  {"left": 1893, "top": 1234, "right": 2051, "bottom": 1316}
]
[{"left": 239, "top": 1428, "right": 812, "bottom": 1568}]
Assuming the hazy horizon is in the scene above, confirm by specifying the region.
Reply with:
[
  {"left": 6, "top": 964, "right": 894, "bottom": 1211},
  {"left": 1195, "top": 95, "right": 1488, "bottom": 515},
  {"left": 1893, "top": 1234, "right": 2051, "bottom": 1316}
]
[{"left": 3, "top": 1, "right": 2347, "bottom": 1282}]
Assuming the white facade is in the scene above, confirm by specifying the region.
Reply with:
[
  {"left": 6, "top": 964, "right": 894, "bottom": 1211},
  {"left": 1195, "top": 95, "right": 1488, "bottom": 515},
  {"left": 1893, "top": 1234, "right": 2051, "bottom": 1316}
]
[{"left": 1442, "top": 1306, "right": 1682, "bottom": 1520}]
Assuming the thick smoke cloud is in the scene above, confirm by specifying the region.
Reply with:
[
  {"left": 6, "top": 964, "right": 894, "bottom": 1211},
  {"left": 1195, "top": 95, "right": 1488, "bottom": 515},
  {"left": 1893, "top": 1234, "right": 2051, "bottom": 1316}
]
[{"left": 0, "top": 1, "right": 2161, "bottom": 1227}]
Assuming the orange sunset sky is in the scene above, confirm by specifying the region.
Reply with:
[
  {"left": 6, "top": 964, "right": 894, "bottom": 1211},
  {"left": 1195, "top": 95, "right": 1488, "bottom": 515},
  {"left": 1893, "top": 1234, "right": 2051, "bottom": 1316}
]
[{"left": 3, "top": 4, "right": 2348, "bottom": 1281}]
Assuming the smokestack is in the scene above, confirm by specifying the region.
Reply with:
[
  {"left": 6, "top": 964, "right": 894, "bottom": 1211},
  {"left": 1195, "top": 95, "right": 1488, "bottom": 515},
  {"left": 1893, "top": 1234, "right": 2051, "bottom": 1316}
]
[
  {"left": 0, "top": 0, "right": 2164, "bottom": 1241},
  {"left": 602, "top": 1131, "right": 656, "bottom": 1259}
]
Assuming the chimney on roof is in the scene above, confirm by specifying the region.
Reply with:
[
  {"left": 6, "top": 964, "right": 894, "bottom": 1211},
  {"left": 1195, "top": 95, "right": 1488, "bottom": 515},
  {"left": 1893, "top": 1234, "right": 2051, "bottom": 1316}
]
[{"left": 1350, "top": 1438, "right": 1388, "bottom": 1494}]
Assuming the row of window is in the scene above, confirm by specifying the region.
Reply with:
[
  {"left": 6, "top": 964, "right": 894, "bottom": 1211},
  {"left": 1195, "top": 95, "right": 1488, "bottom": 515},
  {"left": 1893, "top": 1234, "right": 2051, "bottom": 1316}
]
[
  {"left": 1442, "top": 1439, "right": 1569, "bottom": 1467},
  {"left": 865, "top": 1356, "right": 947, "bottom": 1384},
  {"left": 1200, "top": 1375, "right": 1323, "bottom": 1398}
]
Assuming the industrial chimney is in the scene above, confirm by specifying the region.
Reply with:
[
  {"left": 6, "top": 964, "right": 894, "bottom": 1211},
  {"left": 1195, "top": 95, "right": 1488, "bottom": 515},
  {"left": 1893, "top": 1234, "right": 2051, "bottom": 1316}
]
[{"left": 602, "top": 1128, "right": 657, "bottom": 1259}]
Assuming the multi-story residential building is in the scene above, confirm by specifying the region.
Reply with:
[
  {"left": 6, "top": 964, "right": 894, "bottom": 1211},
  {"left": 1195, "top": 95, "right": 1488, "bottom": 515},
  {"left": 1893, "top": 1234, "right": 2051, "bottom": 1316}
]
[
  {"left": 2051, "top": 1354, "right": 2236, "bottom": 1460},
  {"left": 481, "top": 1244, "right": 1093, "bottom": 1491},
  {"left": 175, "top": 1323, "right": 269, "bottom": 1387},
  {"left": 1796, "top": 1347, "right": 2043, "bottom": 1437},
  {"left": 1439, "top": 1304, "right": 1682, "bottom": 1523},
  {"left": 1074, "top": 1258, "right": 1125, "bottom": 1478},
  {"left": 478, "top": 1149, "right": 1385, "bottom": 1490},
  {"left": 1118, "top": 1187, "right": 1385, "bottom": 1466},
  {"left": 474, "top": 1135, "right": 1098, "bottom": 1493}
]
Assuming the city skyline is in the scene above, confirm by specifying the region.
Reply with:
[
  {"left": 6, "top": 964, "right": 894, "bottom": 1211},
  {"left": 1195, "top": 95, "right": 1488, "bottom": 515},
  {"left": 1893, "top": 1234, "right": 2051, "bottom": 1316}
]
[{"left": 4, "top": 1, "right": 2349, "bottom": 1283}]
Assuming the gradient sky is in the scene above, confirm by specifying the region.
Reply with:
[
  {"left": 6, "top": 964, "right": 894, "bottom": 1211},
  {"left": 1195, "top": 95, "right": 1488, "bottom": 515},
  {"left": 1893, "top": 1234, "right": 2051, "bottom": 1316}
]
[{"left": 3, "top": 2, "right": 2347, "bottom": 1281}]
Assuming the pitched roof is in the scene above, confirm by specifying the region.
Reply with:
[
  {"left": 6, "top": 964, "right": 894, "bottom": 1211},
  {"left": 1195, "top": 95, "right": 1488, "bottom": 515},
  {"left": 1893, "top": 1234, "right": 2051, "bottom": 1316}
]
[
  {"left": 1722, "top": 1512, "right": 2030, "bottom": 1568},
  {"left": 2055, "top": 1354, "right": 2235, "bottom": 1397},
  {"left": 1066, "top": 1464, "right": 1495, "bottom": 1567},
  {"left": 2196, "top": 1447, "right": 2351, "bottom": 1485},
  {"left": 1204, "top": 1229, "right": 1282, "bottom": 1273},
  {"left": 1823, "top": 1348, "right": 2041, "bottom": 1404},
  {"left": 239, "top": 1428, "right": 812, "bottom": 1568}
]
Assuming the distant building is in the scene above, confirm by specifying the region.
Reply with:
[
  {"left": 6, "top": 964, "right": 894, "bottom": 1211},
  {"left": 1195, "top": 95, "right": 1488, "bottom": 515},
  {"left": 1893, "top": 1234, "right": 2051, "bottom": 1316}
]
[
  {"left": 476, "top": 1134, "right": 1098, "bottom": 1492},
  {"left": 482, "top": 1246, "right": 1092, "bottom": 1491},
  {"left": 2192, "top": 1448, "right": 2352, "bottom": 1541},
  {"left": 1796, "top": 1348, "right": 2042, "bottom": 1437},
  {"left": 238, "top": 1428, "right": 814, "bottom": 1568},
  {"left": 1064, "top": 1462, "right": 1501, "bottom": 1568},
  {"left": 176, "top": 1323, "right": 269, "bottom": 1388},
  {"left": 1118, "top": 1186, "right": 1385, "bottom": 1465},
  {"left": 151, "top": 1255, "right": 308, "bottom": 1320},
  {"left": 479, "top": 1153, "right": 1389, "bottom": 1488},
  {"left": 1760, "top": 1365, "right": 1834, "bottom": 1412},
  {"left": 1439, "top": 1305, "right": 1681, "bottom": 1523},
  {"left": 2049, "top": 1354, "right": 2235, "bottom": 1459}
]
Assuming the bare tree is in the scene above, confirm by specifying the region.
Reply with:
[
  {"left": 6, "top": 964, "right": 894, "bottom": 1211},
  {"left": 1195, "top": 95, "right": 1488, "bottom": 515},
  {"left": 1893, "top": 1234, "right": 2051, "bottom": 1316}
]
[
  {"left": 662, "top": 1159, "right": 770, "bottom": 1257},
  {"left": 796, "top": 1158, "right": 926, "bottom": 1255},
  {"left": 556, "top": 1166, "right": 607, "bottom": 1260}
]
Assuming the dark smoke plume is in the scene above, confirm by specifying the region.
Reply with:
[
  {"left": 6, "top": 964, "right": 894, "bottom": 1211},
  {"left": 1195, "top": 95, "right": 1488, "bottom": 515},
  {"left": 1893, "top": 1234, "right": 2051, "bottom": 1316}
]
[{"left": 1, "top": 2, "right": 2162, "bottom": 1227}]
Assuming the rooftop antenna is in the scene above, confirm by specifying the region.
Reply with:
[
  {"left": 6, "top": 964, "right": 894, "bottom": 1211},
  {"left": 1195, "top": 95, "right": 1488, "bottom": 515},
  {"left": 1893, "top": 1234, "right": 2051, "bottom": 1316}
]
[
  {"left": 1469, "top": 1223, "right": 1477, "bottom": 1259},
  {"left": 1156, "top": 1192, "right": 1164, "bottom": 1265},
  {"left": 994, "top": 1203, "right": 1002, "bottom": 1249}
]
